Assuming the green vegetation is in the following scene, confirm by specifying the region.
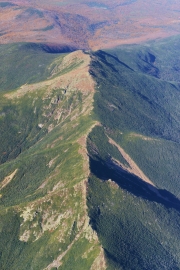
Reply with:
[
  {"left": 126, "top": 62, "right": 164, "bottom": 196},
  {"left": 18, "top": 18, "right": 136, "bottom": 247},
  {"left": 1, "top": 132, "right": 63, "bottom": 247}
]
[
  {"left": 112, "top": 133, "right": 180, "bottom": 196},
  {"left": 87, "top": 36, "right": 180, "bottom": 269},
  {"left": 0, "top": 84, "right": 93, "bottom": 205},
  {"left": 0, "top": 43, "right": 65, "bottom": 91},
  {"left": 60, "top": 236, "right": 101, "bottom": 270},
  {"left": 1, "top": 36, "right": 180, "bottom": 269},
  {"left": 87, "top": 126, "right": 128, "bottom": 166},
  {"left": 87, "top": 176, "right": 180, "bottom": 270},
  {"left": 0, "top": 44, "right": 101, "bottom": 269},
  {"left": 89, "top": 46, "right": 180, "bottom": 194},
  {"left": 108, "top": 35, "right": 180, "bottom": 82},
  {"left": 91, "top": 49, "right": 180, "bottom": 143}
]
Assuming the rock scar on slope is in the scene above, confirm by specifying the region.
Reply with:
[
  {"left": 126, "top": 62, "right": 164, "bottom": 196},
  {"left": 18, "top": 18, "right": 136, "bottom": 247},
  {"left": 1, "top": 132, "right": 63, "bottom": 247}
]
[{"left": 108, "top": 137, "right": 155, "bottom": 186}]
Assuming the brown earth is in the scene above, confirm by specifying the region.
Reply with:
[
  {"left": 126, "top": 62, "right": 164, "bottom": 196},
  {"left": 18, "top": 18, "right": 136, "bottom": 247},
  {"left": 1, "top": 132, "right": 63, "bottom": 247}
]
[
  {"left": 14, "top": 49, "right": 106, "bottom": 268},
  {"left": 108, "top": 137, "right": 155, "bottom": 186},
  {"left": 0, "top": 0, "right": 180, "bottom": 49}
]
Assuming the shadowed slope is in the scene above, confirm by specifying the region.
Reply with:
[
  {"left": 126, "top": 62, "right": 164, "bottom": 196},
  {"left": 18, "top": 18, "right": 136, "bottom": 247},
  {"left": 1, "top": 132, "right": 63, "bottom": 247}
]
[
  {"left": 0, "top": 46, "right": 106, "bottom": 270},
  {"left": 87, "top": 38, "right": 180, "bottom": 269}
]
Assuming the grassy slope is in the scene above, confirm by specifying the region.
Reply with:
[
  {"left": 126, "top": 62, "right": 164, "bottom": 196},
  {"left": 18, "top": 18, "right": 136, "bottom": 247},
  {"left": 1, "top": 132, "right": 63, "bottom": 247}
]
[
  {"left": 1, "top": 36, "right": 180, "bottom": 270},
  {"left": 0, "top": 43, "right": 69, "bottom": 92},
  {"left": 87, "top": 36, "right": 180, "bottom": 269},
  {"left": 0, "top": 44, "right": 103, "bottom": 270}
]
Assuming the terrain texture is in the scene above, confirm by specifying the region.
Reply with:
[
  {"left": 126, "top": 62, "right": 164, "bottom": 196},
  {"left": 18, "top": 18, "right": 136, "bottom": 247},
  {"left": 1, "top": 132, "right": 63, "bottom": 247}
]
[
  {"left": 1, "top": 0, "right": 180, "bottom": 268},
  {"left": 0, "top": 44, "right": 106, "bottom": 269},
  {"left": 0, "top": 0, "right": 180, "bottom": 49},
  {"left": 87, "top": 37, "right": 180, "bottom": 269},
  {"left": 0, "top": 35, "right": 180, "bottom": 269}
]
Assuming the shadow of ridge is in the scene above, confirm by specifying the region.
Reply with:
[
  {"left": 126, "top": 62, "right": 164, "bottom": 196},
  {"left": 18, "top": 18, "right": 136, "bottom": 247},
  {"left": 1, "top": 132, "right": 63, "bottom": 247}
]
[
  {"left": 21, "top": 42, "right": 77, "bottom": 54},
  {"left": 95, "top": 50, "right": 134, "bottom": 71},
  {"left": 89, "top": 157, "right": 180, "bottom": 213}
]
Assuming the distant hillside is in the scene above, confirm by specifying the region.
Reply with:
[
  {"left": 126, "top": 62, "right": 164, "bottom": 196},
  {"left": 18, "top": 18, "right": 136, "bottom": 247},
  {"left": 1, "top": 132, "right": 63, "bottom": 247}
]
[
  {"left": 1, "top": 0, "right": 180, "bottom": 49},
  {"left": 0, "top": 43, "right": 76, "bottom": 91}
]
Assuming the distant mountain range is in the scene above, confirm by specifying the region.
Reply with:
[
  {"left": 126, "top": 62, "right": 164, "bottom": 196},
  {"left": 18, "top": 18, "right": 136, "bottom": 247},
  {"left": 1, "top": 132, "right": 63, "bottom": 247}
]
[{"left": 0, "top": 0, "right": 180, "bottom": 49}]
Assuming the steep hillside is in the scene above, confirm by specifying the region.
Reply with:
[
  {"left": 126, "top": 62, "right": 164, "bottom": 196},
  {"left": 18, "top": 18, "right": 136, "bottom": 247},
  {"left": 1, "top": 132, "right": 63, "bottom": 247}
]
[
  {"left": 87, "top": 37, "right": 180, "bottom": 269},
  {"left": 0, "top": 45, "right": 106, "bottom": 270},
  {"left": 1, "top": 36, "right": 180, "bottom": 270},
  {"left": 0, "top": 42, "right": 76, "bottom": 91}
]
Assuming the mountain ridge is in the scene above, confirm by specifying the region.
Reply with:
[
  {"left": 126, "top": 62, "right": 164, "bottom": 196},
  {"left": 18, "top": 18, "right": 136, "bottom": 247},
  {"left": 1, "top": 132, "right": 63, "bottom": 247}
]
[
  {"left": 0, "top": 36, "right": 180, "bottom": 269},
  {"left": 0, "top": 47, "right": 107, "bottom": 269}
]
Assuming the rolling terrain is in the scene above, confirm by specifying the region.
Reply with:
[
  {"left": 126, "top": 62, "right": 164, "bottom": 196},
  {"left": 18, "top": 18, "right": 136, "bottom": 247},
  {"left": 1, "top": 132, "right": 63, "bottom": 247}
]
[{"left": 0, "top": 0, "right": 180, "bottom": 49}]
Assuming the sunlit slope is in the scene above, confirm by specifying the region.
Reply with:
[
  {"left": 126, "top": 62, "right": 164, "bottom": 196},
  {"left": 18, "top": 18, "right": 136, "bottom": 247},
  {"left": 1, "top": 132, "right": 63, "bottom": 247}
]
[
  {"left": 0, "top": 43, "right": 76, "bottom": 91},
  {"left": 1, "top": 37, "right": 180, "bottom": 270},
  {"left": 87, "top": 38, "right": 180, "bottom": 269},
  {"left": 0, "top": 46, "right": 105, "bottom": 270}
]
